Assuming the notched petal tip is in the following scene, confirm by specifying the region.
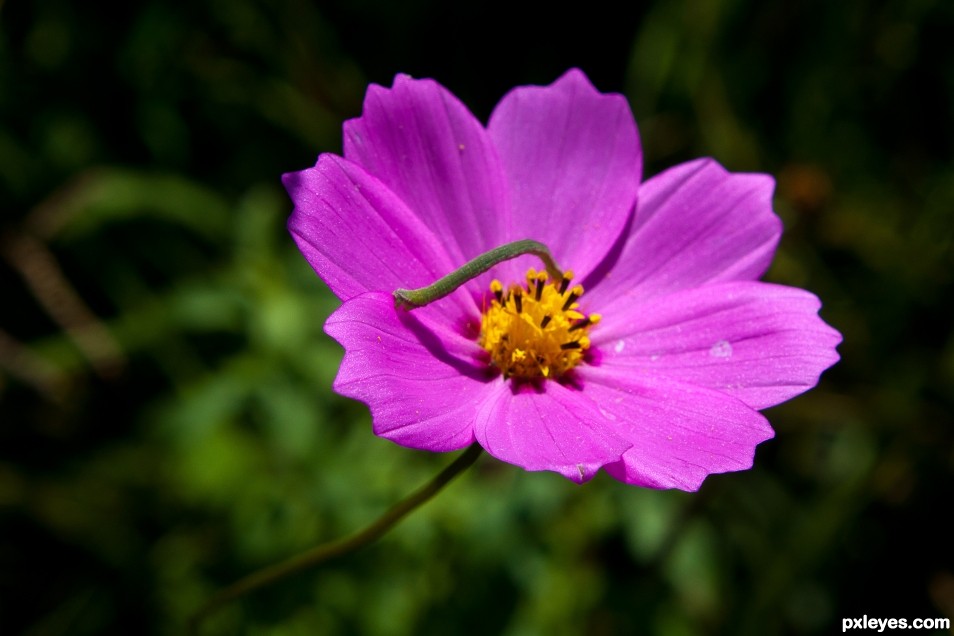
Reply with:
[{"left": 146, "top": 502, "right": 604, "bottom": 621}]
[
  {"left": 552, "top": 67, "right": 597, "bottom": 90},
  {"left": 548, "top": 67, "right": 625, "bottom": 101},
  {"left": 547, "top": 460, "right": 604, "bottom": 484}
]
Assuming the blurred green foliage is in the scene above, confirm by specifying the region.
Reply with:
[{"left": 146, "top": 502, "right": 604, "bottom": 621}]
[{"left": 1, "top": 0, "right": 953, "bottom": 634}]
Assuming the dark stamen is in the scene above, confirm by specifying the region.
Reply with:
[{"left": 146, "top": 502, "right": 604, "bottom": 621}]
[
  {"left": 534, "top": 278, "right": 543, "bottom": 301},
  {"left": 568, "top": 318, "right": 591, "bottom": 332},
  {"left": 560, "top": 341, "right": 582, "bottom": 350},
  {"left": 561, "top": 291, "right": 580, "bottom": 311},
  {"left": 513, "top": 289, "right": 523, "bottom": 313},
  {"left": 540, "top": 314, "right": 552, "bottom": 329},
  {"left": 558, "top": 276, "right": 570, "bottom": 294},
  {"left": 493, "top": 288, "right": 503, "bottom": 303}
]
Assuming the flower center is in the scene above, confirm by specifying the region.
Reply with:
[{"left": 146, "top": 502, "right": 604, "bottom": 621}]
[{"left": 479, "top": 268, "right": 600, "bottom": 380}]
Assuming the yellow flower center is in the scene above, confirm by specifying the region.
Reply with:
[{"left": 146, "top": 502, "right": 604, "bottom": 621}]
[{"left": 479, "top": 268, "right": 600, "bottom": 380}]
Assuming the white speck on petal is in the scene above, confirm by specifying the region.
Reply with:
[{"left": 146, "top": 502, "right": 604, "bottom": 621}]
[
  {"left": 614, "top": 339, "right": 625, "bottom": 353},
  {"left": 709, "top": 340, "right": 733, "bottom": 358}
]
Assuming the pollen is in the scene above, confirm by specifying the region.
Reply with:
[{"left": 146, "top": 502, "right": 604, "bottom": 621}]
[{"left": 479, "top": 268, "right": 601, "bottom": 380}]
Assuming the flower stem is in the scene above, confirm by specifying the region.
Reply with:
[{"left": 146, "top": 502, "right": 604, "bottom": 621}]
[
  {"left": 188, "top": 443, "right": 484, "bottom": 633},
  {"left": 394, "top": 239, "right": 562, "bottom": 309}
]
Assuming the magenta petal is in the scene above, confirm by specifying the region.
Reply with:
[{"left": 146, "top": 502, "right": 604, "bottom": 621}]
[
  {"left": 579, "top": 370, "right": 775, "bottom": 491},
  {"left": 593, "top": 281, "right": 842, "bottom": 410},
  {"left": 343, "top": 74, "right": 510, "bottom": 265},
  {"left": 474, "top": 381, "right": 632, "bottom": 483},
  {"left": 325, "top": 292, "right": 492, "bottom": 452},
  {"left": 586, "top": 158, "right": 782, "bottom": 308},
  {"left": 285, "top": 155, "right": 476, "bottom": 319},
  {"left": 488, "top": 69, "right": 641, "bottom": 281}
]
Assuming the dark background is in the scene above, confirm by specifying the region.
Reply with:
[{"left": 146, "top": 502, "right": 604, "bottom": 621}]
[{"left": 2, "top": 0, "right": 952, "bottom": 634}]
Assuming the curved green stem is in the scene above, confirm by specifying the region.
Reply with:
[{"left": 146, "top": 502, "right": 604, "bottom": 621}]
[
  {"left": 188, "top": 443, "right": 484, "bottom": 633},
  {"left": 394, "top": 239, "right": 562, "bottom": 310}
]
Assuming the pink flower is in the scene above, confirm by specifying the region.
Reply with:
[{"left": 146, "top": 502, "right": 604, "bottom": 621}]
[{"left": 283, "top": 69, "right": 841, "bottom": 490}]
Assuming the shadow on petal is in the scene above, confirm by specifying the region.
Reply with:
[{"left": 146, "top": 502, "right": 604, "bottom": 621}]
[{"left": 397, "top": 309, "right": 496, "bottom": 383}]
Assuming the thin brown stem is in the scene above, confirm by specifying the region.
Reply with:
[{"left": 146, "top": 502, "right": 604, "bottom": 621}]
[{"left": 188, "top": 443, "right": 484, "bottom": 633}]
